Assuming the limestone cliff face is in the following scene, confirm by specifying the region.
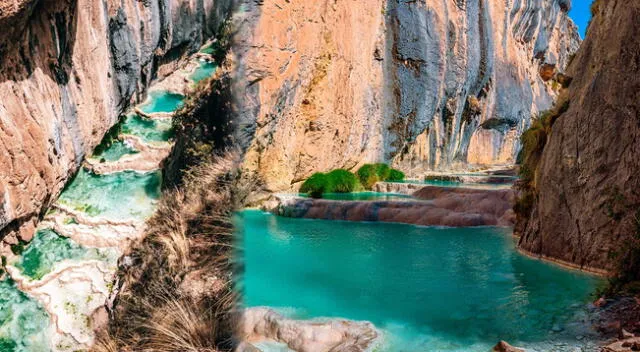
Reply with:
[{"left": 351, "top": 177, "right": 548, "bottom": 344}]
[
  {"left": 0, "top": 0, "right": 233, "bottom": 240},
  {"left": 517, "top": 0, "right": 640, "bottom": 274},
  {"left": 234, "top": 0, "right": 579, "bottom": 192}
]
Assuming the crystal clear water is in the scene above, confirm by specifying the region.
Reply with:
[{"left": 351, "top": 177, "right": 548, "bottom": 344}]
[
  {"left": 57, "top": 169, "right": 161, "bottom": 220},
  {"left": 121, "top": 114, "right": 174, "bottom": 143},
  {"left": 298, "top": 192, "right": 414, "bottom": 201},
  {"left": 190, "top": 61, "right": 218, "bottom": 83},
  {"left": 139, "top": 91, "right": 184, "bottom": 114},
  {"left": 91, "top": 140, "right": 139, "bottom": 162},
  {"left": 239, "top": 210, "right": 603, "bottom": 351},
  {"left": 13, "top": 229, "right": 113, "bottom": 280},
  {"left": 0, "top": 279, "right": 50, "bottom": 352}
]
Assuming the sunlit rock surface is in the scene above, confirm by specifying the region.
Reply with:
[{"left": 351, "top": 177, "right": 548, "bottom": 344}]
[
  {"left": 235, "top": 0, "right": 579, "bottom": 192},
  {"left": 0, "top": 0, "right": 233, "bottom": 241},
  {"left": 240, "top": 307, "right": 379, "bottom": 352}
]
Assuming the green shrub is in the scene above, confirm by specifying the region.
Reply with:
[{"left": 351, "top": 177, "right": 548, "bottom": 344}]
[
  {"left": 356, "top": 163, "right": 405, "bottom": 188},
  {"left": 387, "top": 169, "right": 405, "bottom": 182},
  {"left": 299, "top": 172, "right": 330, "bottom": 198},
  {"left": 326, "top": 169, "right": 361, "bottom": 193},
  {"left": 357, "top": 163, "right": 391, "bottom": 189}
]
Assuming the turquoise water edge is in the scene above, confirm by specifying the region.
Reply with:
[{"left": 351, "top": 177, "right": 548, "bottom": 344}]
[
  {"left": 0, "top": 46, "right": 218, "bottom": 351},
  {"left": 239, "top": 210, "right": 603, "bottom": 352}
]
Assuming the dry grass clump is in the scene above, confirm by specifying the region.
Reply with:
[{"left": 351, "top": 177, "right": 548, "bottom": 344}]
[{"left": 93, "top": 151, "right": 253, "bottom": 352}]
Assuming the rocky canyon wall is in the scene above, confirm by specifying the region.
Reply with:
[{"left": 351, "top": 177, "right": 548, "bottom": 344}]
[
  {"left": 516, "top": 0, "right": 640, "bottom": 274},
  {"left": 0, "top": 0, "right": 233, "bottom": 241},
  {"left": 234, "top": 0, "right": 579, "bottom": 192}
]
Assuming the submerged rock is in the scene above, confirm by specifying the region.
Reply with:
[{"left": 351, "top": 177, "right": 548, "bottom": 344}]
[{"left": 240, "top": 307, "right": 378, "bottom": 352}]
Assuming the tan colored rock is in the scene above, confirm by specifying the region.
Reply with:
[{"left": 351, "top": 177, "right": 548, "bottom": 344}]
[
  {"left": 0, "top": 0, "right": 233, "bottom": 240},
  {"left": 492, "top": 340, "right": 524, "bottom": 352},
  {"left": 603, "top": 337, "right": 640, "bottom": 352},
  {"left": 235, "top": 0, "right": 579, "bottom": 192},
  {"left": 240, "top": 307, "right": 378, "bottom": 352}
]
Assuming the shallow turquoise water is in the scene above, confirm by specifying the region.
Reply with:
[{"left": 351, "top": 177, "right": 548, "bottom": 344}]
[
  {"left": 239, "top": 210, "right": 602, "bottom": 351},
  {"left": 190, "top": 61, "right": 217, "bottom": 83},
  {"left": 139, "top": 91, "right": 184, "bottom": 114},
  {"left": 0, "top": 279, "right": 50, "bottom": 352},
  {"left": 92, "top": 140, "right": 139, "bottom": 162},
  {"left": 299, "top": 192, "right": 413, "bottom": 201},
  {"left": 121, "top": 114, "right": 174, "bottom": 143},
  {"left": 57, "top": 169, "right": 161, "bottom": 220},
  {"left": 14, "top": 229, "right": 112, "bottom": 280}
]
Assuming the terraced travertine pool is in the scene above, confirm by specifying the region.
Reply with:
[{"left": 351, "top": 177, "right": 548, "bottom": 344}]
[
  {"left": 0, "top": 48, "right": 217, "bottom": 351},
  {"left": 240, "top": 210, "right": 604, "bottom": 352}
]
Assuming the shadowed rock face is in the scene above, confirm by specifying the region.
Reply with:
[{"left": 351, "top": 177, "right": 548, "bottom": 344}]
[
  {"left": 270, "top": 186, "right": 515, "bottom": 227},
  {"left": 0, "top": 0, "right": 233, "bottom": 242},
  {"left": 234, "top": 0, "right": 579, "bottom": 192},
  {"left": 516, "top": 0, "right": 640, "bottom": 274}
]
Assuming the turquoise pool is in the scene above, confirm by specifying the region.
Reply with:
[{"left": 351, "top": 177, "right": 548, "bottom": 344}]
[
  {"left": 190, "top": 61, "right": 218, "bottom": 83},
  {"left": 239, "top": 210, "right": 603, "bottom": 351},
  {"left": 91, "top": 139, "right": 139, "bottom": 162},
  {"left": 57, "top": 169, "right": 161, "bottom": 220},
  {"left": 121, "top": 114, "right": 174, "bottom": 143},
  {"left": 0, "top": 279, "right": 50, "bottom": 352},
  {"left": 139, "top": 91, "right": 184, "bottom": 114}
]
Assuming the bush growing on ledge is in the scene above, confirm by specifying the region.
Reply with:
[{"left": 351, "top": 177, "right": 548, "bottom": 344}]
[
  {"left": 326, "top": 169, "right": 361, "bottom": 193},
  {"left": 299, "top": 172, "right": 330, "bottom": 198},
  {"left": 299, "top": 169, "right": 362, "bottom": 198},
  {"left": 356, "top": 163, "right": 405, "bottom": 189},
  {"left": 387, "top": 169, "right": 406, "bottom": 182}
]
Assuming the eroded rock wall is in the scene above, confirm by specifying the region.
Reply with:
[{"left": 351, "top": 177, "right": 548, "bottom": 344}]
[
  {"left": 0, "top": 0, "right": 233, "bottom": 241},
  {"left": 234, "top": 0, "right": 579, "bottom": 192},
  {"left": 516, "top": 0, "right": 640, "bottom": 274}
]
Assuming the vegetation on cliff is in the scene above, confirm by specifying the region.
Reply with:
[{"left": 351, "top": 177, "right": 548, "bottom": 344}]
[
  {"left": 299, "top": 163, "right": 405, "bottom": 198},
  {"left": 300, "top": 170, "right": 362, "bottom": 198},
  {"left": 514, "top": 94, "right": 569, "bottom": 222},
  {"left": 356, "top": 164, "right": 405, "bottom": 190},
  {"left": 94, "top": 153, "right": 246, "bottom": 352}
]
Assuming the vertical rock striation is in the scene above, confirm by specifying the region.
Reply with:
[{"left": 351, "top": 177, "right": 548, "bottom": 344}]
[
  {"left": 234, "top": 0, "right": 579, "bottom": 192},
  {"left": 516, "top": 0, "right": 640, "bottom": 274},
  {"left": 0, "top": 0, "right": 233, "bottom": 242}
]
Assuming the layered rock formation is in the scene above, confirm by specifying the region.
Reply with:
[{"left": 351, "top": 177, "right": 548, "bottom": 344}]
[
  {"left": 234, "top": 0, "right": 579, "bottom": 192},
  {"left": 268, "top": 185, "right": 515, "bottom": 227},
  {"left": 516, "top": 0, "right": 640, "bottom": 275},
  {"left": 0, "top": 0, "right": 233, "bottom": 242}
]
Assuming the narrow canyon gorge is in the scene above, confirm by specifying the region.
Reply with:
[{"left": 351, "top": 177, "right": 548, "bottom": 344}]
[{"left": 0, "top": 0, "right": 638, "bottom": 351}]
